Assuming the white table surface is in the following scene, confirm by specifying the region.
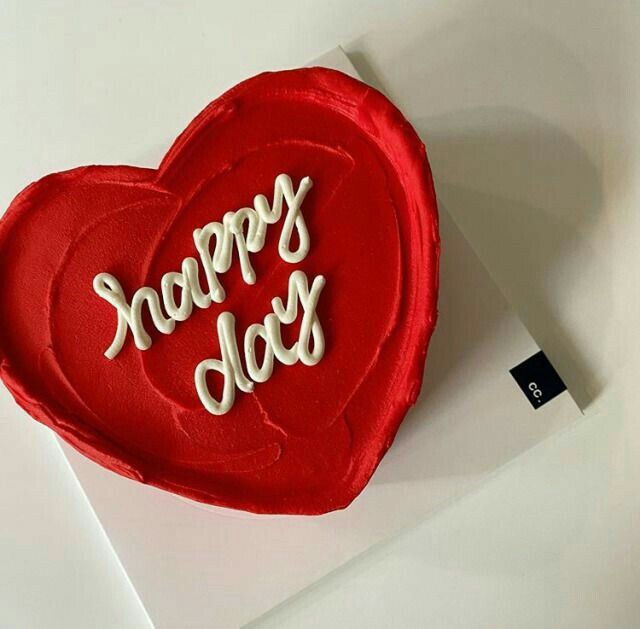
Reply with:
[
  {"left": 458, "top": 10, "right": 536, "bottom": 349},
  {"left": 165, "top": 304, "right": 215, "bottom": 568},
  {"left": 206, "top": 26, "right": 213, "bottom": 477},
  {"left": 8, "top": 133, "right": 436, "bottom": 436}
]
[{"left": 1, "top": 1, "right": 638, "bottom": 627}]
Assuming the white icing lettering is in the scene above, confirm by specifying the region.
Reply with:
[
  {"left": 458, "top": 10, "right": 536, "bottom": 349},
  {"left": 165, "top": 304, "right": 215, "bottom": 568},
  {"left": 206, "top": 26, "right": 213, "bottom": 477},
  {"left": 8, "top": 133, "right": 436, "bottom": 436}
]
[
  {"left": 195, "top": 271, "right": 325, "bottom": 415},
  {"left": 94, "top": 174, "right": 312, "bottom": 359}
]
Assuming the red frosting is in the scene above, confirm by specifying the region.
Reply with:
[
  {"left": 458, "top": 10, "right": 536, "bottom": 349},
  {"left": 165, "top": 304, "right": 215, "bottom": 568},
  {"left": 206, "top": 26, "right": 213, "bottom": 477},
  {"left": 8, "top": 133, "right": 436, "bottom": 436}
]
[{"left": 0, "top": 68, "right": 439, "bottom": 515}]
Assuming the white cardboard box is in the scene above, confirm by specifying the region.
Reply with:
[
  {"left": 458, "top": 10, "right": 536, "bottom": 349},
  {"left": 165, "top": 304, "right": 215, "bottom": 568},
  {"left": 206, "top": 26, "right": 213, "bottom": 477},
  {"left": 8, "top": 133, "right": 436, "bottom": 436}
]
[{"left": 59, "top": 47, "right": 582, "bottom": 628}]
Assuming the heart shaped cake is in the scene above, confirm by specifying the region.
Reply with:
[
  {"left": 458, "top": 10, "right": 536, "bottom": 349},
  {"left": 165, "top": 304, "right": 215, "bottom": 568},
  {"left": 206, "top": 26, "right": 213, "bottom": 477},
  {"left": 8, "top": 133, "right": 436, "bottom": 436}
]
[{"left": 0, "top": 67, "right": 439, "bottom": 515}]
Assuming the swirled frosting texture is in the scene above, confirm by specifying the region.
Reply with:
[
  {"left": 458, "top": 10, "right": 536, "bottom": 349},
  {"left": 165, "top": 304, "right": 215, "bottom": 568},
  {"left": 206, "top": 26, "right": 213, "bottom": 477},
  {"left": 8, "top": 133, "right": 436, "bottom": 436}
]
[{"left": 0, "top": 68, "right": 439, "bottom": 515}]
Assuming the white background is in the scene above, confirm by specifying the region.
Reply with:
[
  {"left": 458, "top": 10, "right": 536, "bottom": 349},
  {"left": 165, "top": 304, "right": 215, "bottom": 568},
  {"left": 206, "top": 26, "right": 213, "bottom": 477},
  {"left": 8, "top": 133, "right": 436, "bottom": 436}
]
[{"left": 1, "top": 1, "right": 638, "bottom": 627}]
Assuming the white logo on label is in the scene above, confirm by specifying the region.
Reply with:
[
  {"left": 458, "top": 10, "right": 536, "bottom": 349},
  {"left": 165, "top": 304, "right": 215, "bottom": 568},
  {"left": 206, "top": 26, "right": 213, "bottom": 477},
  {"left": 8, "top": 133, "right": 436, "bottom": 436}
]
[{"left": 528, "top": 381, "right": 543, "bottom": 402}]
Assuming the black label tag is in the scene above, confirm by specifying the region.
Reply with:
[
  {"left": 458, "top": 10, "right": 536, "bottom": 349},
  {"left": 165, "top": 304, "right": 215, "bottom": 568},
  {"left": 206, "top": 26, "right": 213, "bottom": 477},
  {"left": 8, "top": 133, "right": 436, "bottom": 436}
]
[{"left": 509, "top": 351, "right": 567, "bottom": 410}]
